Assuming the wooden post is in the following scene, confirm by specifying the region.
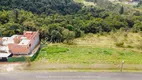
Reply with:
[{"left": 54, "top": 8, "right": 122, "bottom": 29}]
[{"left": 120, "top": 60, "right": 125, "bottom": 72}]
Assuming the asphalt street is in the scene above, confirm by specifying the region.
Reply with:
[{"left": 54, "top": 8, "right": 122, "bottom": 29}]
[{"left": 0, "top": 72, "right": 142, "bottom": 80}]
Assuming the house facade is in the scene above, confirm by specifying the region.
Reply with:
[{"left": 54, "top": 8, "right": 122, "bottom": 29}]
[{"left": 0, "top": 31, "right": 40, "bottom": 59}]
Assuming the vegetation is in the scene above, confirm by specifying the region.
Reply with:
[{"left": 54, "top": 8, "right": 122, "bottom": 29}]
[
  {"left": 137, "top": 0, "right": 142, "bottom": 8},
  {"left": 36, "top": 31, "right": 142, "bottom": 64},
  {"left": 0, "top": 0, "right": 142, "bottom": 64},
  {"left": 0, "top": 0, "right": 142, "bottom": 43},
  {"left": 41, "top": 46, "right": 69, "bottom": 53}
]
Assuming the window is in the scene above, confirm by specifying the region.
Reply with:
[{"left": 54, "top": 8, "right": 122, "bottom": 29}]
[{"left": 29, "top": 44, "right": 31, "bottom": 47}]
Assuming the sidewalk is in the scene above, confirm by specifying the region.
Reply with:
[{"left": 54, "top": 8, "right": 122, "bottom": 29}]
[
  {"left": 1, "top": 62, "right": 142, "bottom": 72},
  {"left": 25, "top": 63, "right": 142, "bottom": 71}
]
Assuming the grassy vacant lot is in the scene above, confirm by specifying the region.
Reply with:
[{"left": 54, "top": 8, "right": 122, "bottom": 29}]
[{"left": 36, "top": 31, "right": 142, "bottom": 64}]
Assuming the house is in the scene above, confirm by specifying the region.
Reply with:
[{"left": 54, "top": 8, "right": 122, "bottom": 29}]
[{"left": 0, "top": 31, "right": 40, "bottom": 61}]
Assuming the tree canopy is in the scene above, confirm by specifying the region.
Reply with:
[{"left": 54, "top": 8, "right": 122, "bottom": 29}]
[{"left": 0, "top": 0, "right": 142, "bottom": 42}]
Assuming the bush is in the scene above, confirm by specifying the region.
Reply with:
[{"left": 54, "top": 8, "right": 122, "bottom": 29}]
[
  {"left": 50, "top": 30, "right": 63, "bottom": 42},
  {"left": 115, "top": 42, "right": 124, "bottom": 48},
  {"left": 132, "top": 21, "right": 142, "bottom": 32},
  {"left": 8, "top": 57, "right": 26, "bottom": 62},
  {"left": 62, "top": 29, "right": 75, "bottom": 44},
  {"left": 136, "top": 40, "right": 142, "bottom": 50},
  {"left": 126, "top": 45, "right": 134, "bottom": 48},
  {"left": 30, "top": 48, "right": 40, "bottom": 61}
]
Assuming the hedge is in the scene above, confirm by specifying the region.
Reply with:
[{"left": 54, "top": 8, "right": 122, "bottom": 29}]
[{"left": 8, "top": 56, "right": 26, "bottom": 62}]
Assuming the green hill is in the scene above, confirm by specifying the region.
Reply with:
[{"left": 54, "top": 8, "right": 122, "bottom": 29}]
[{"left": 0, "top": 0, "right": 141, "bottom": 43}]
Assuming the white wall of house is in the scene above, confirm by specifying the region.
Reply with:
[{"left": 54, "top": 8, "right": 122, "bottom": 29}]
[
  {"left": 2, "top": 37, "right": 14, "bottom": 46},
  {"left": 29, "top": 34, "right": 40, "bottom": 53},
  {"left": 0, "top": 46, "right": 9, "bottom": 53}
]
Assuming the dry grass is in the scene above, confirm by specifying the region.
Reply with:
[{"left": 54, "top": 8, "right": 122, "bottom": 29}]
[
  {"left": 74, "top": 31, "right": 142, "bottom": 53},
  {"left": 74, "top": 0, "right": 96, "bottom": 6},
  {"left": 35, "top": 31, "right": 142, "bottom": 64}
]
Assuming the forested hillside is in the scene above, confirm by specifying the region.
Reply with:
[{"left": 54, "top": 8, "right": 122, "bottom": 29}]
[
  {"left": 0, "top": 0, "right": 82, "bottom": 15},
  {"left": 0, "top": 0, "right": 142, "bottom": 43}
]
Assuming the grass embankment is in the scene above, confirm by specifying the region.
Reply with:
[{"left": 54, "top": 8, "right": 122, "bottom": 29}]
[{"left": 35, "top": 31, "right": 142, "bottom": 64}]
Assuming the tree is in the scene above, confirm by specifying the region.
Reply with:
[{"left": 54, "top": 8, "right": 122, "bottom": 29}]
[
  {"left": 1, "top": 23, "right": 23, "bottom": 36},
  {"left": 62, "top": 29, "right": 75, "bottom": 44},
  {"left": 50, "top": 30, "right": 63, "bottom": 42},
  {"left": 13, "top": 9, "right": 19, "bottom": 23},
  {"left": 0, "top": 10, "right": 9, "bottom": 24},
  {"left": 0, "top": 0, "right": 82, "bottom": 15},
  {"left": 133, "top": 21, "right": 142, "bottom": 32},
  {"left": 119, "top": 6, "right": 124, "bottom": 14}
]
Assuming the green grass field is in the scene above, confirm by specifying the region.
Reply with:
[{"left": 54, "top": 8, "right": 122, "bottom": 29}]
[
  {"left": 36, "top": 44, "right": 142, "bottom": 64},
  {"left": 36, "top": 32, "right": 142, "bottom": 64}
]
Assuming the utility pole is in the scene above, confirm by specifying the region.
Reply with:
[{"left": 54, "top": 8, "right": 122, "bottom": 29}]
[
  {"left": 120, "top": 60, "right": 125, "bottom": 72},
  {"left": 0, "top": 32, "right": 2, "bottom": 37}
]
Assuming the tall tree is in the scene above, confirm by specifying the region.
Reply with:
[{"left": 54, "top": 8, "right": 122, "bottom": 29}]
[{"left": 119, "top": 6, "right": 124, "bottom": 14}]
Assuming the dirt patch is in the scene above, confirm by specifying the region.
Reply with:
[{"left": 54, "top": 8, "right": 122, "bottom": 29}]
[{"left": 0, "top": 62, "right": 26, "bottom": 72}]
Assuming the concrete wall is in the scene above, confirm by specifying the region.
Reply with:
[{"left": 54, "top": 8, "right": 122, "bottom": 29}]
[
  {"left": 8, "top": 44, "right": 29, "bottom": 55},
  {"left": 0, "top": 39, "right": 2, "bottom": 45},
  {"left": 29, "top": 32, "right": 40, "bottom": 53}
]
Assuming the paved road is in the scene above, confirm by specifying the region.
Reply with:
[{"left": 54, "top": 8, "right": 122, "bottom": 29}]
[{"left": 0, "top": 72, "right": 142, "bottom": 80}]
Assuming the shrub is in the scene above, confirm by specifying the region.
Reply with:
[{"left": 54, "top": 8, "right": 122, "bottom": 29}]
[
  {"left": 126, "top": 45, "right": 134, "bottom": 48},
  {"left": 136, "top": 40, "right": 142, "bottom": 50},
  {"left": 62, "top": 29, "right": 75, "bottom": 44},
  {"left": 8, "top": 57, "right": 26, "bottom": 62},
  {"left": 115, "top": 42, "right": 124, "bottom": 48},
  {"left": 132, "top": 21, "right": 142, "bottom": 32},
  {"left": 50, "top": 30, "right": 63, "bottom": 42}
]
